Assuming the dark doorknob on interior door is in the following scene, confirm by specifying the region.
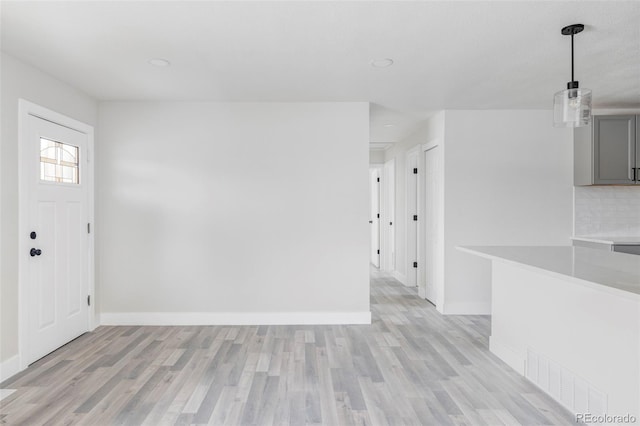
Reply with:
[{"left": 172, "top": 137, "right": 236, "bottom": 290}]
[{"left": 30, "top": 248, "right": 42, "bottom": 257}]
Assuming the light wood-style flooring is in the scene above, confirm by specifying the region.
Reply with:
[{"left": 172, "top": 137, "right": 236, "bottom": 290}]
[{"left": 0, "top": 268, "right": 573, "bottom": 425}]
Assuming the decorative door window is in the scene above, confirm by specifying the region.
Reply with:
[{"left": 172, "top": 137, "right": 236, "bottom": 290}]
[{"left": 40, "top": 138, "right": 79, "bottom": 184}]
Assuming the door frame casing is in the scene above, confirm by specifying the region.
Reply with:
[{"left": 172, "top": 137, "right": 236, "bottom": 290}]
[
  {"left": 405, "top": 146, "right": 420, "bottom": 287},
  {"left": 18, "top": 99, "right": 96, "bottom": 370}
]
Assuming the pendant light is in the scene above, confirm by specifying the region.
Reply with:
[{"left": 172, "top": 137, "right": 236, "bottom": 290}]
[{"left": 553, "top": 24, "right": 592, "bottom": 128}]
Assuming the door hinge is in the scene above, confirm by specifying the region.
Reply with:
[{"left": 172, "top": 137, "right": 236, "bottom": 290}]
[
  {"left": 413, "top": 168, "right": 418, "bottom": 174},
  {"left": 413, "top": 261, "right": 418, "bottom": 268},
  {"left": 377, "top": 177, "right": 380, "bottom": 182},
  {"left": 377, "top": 250, "right": 380, "bottom": 255},
  {"left": 87, "top": 223, "right": 91, "bottom": 234},
  {"left": 87, "top": 295, "right": 91, "bottom": 306},
  {"left": 377, "top": 213, "right": 380, "bottom": 218},
  {"left": 413, "top": 215, "right": 418, "bottom": 221},
  {"left": 389, "top": 222, "right": 392, "bottom": 226}
]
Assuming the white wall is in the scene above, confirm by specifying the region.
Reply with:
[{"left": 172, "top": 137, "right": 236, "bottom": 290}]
[
  {"left": 0, "top": 53, "right": 98, "bottom": 366},
  {"left": 369, "top": 149, "right": 385, "bottom": 164},
  {"left": 97, "top": 102, "right": 370, "bottom": 323},
  {"left": 386, "top": 110, "right": 573, "bottom": 314},
  {"left": 443, "top": 110, "right": 573, "bottom": 313}
]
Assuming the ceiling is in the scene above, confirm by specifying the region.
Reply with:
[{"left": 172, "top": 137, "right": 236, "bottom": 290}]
[{"left": 2, "top": 1, "right": 639, "bottom": 144}]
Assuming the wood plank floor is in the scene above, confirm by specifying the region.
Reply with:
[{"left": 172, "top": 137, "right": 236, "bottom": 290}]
[{"left": 0, "top": 268, "right": 574, "bottom": 425}]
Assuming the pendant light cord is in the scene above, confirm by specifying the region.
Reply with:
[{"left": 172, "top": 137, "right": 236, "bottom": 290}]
[{"left": 571, "top": 33, "right": 575, "bottom": 82}]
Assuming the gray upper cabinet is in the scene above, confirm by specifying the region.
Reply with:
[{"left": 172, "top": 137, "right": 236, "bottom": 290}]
[{"left": 574, "top": 115, "right": 638, "bottom": 185}]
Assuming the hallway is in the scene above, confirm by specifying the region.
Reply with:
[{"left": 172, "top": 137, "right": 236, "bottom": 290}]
[{"left": 0, "top": 269, "right": 573, "bottom": 425}]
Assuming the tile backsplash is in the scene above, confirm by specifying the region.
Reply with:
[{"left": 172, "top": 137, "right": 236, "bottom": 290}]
[{"left": 574, "top": 186, "right": 640, "bottom": 236}]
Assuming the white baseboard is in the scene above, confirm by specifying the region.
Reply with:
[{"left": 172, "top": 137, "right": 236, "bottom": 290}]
[
  {"left": 101, "top": 311, "right": 372, "bottom": 326},
  {"left": 442, "top": 301, "right": 491, "bottom": 315},
  {"left": 92, "top": 312, "right": 101, "bottom": 331},
  {"left": 0, "top": 355, "right": 21, "bottom": 383},
  {"left": 392, "top": 270, "right": 408, "bottom": 286},
  {"left": 490, "top": 335, "right": 525, "bottom": 375}
]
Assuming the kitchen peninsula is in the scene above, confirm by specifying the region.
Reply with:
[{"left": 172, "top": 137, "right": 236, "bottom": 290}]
[{"left": 459, "top": 246, "right": 640, "bottom": 421}]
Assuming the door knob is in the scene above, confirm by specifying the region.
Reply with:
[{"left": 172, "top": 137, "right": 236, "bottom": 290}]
[{"left": 30, "top": 248, "right": 42, "bottom": 257}]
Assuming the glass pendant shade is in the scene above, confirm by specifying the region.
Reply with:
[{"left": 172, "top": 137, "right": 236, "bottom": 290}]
[{"left": 553, "top": 87, "right": 592, "bottom": 128}]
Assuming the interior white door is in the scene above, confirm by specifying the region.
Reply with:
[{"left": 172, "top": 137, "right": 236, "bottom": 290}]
[
  {"left": 423, "top": 146, "right": 440, "bottom": 304},
  {"left": 406, "top": 150, "right": 419, "bottom": 287},
  {"left": 382, "top": 159, "right": 395, "bottom": 272},
  {"left": 370, "top": 169, "right": 380, "bottom": 267},
  {"left": 25, "top": 114, "right": 89, "bottom": 365}
]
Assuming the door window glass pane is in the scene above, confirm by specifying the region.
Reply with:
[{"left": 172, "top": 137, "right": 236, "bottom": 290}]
[{"left": 40, "top": 138, "right": 79, "bottom": 184}]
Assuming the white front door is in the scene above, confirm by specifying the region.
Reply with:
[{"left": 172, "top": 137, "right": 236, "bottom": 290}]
[{"left": 24, "top": 114, "right": 90, "bottom": 365}]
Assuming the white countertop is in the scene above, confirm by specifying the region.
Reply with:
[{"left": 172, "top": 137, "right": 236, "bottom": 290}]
[
  {"left": 571, "top": 236, "right": 640, "bottom": 245},
  {"left": 458, "top": 246, "right": 640, "bottom": 298}
]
